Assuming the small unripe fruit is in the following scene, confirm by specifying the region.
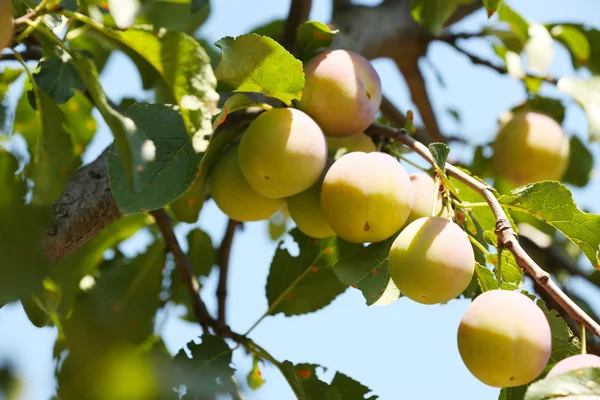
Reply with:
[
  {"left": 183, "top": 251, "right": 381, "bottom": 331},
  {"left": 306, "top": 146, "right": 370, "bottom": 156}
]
[
  {"left": 388, "top": 217, "right": 474, "bottom": 304},
  {"left": 326, "top": 132, "right": 376, "bottom": 155},
  {"left": 320, "top": 151, "right": 413, "bottom": 243},
  {"left": 457, "top": 290, "right": 552, "bottom": 388},
  {"left": 546, "top": 354, "right": 600, "bottom": 378},
  {"left": 0, "top": 0, "right": 13, "bottom": 50},
  {"left": 405, "top": 172, "right": 444, "bottom": 224},
  {"left": 299, "top": 50, "right": 382, "bottom": 137},
  {"left": 238, "top": 108, "right": 327, "bottom": 199},
  {"left": 287, "top": 180, "right": 335, "bottom": 239},
  {"left": 209, "top": 143, "right": 284, "bottom": 222},
  {"left": 492, "top": 111, "right": 569, "bottom": 186}
]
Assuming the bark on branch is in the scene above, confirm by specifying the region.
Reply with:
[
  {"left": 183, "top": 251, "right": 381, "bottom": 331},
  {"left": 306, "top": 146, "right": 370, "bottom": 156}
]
[{"left": 365, "top": 123, "right": 600, "bottom": 338}]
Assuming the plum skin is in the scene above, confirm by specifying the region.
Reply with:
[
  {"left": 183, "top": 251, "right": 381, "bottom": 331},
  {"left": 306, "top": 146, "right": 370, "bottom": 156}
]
[
  {"left": 326, "top": 132, "right": 376, "bottom": 156},
  {"left": 388, "top": 216, "right": 474, "bottom": 305},
  {"left": 457, "top": 290, "right": 552, "bottom": 388},
  {"left": 299, "top": 50, "right": 382, "bottom": 137},
  {"left": 320, "top": 151, "right": 413, "bottom": 243},
  {"left": 492, "top": 111, "right": 569, "bottom": 186},
  {"left": 546, "top": 354, "right": 600, "bottom": 378},
  {"left": 287, "top": 180, "right": 335, "bottom": 239},
  {"left": 238, "top": 107, "right": 328, "bottom": 199},
  {"left": 405, "top": 172, "right": 444, "bottom": 224},
  {"left": 208, "top": 143, "right": 284, "bottom": 222}
]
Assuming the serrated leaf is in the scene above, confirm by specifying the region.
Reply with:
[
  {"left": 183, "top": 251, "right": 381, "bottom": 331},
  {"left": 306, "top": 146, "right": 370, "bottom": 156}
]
[
  {"left": 483, "top": 0, "right": 502, "bottom": 18},
  {"left": 72, "top": 54, "right": 145, "bottom": 190},
  {"left": 483, "top": 231, "right": 523, "bottom": 285},
  {"left": 266, "top": 229, "right": 346, "bottom": 316},
  {"left": 173, "top": 335, "right": 235, "bottom": 397},
  {"left": 213, "top": 93, "right": 271, "bottom": 129},
  {"left": 108, "top": 103, "right": 204, "bottom": 214},
  {"left": 558, "top": 76, "right": 600, "bottom": 142},
  {"left": 428, "top": 142, "right": 449, "bottom": 171},
  {"left": 499, "top": 181, "right": 600, "bottom": 268},
  {"left": 474, "top": 262, "right": 519, "bottom": 292},
  {"left": 410, "top": 0, "right": 461, "bottom": 36},
  {"left": 524, "top": 368, "right": 600, "bottom": 400},
  {"left": 215, "top": 34, "right": 304, "bottom": 106},
  {"left": 296, "top": 21, "right": 338, "bottom": 62},
  {"left": 563, "top": 135, "right": 593, "bottom": 187},
  {"left": 533, "top": 297, "right": 581, "bottom": 363},
  {"left": 333, "top": 236, "right": 400, "bottom": 306},
  {"left": 108, "top": 0, "right": 142, "bottom": 29},
  {"left": 33, "top": 55, "right": 85, "bottom": 104},
  {"left": 550, "top": 25, "right": 590, "bottom": 68},
  {"left": 330, "top": 372, "right": 378, "bottom": 400},
  {"left": 524, "top": 23, "right": 554, "bottom": 75}
]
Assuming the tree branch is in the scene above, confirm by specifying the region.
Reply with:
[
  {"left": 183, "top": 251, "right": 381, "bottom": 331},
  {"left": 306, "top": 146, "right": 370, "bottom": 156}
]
[
  {"left": 150, "top": 209, "right": 213, "bottom": 333},
  {"left": 281, "top": 0, "right": 313, "bottom": 52},
  {"left": 365, "top": 123, "right": 600, "bottom": 338},
  {"left": 217, "top": 219, "right": 239, "bottom": 327},
  {"left": 0, "top": 46, "right": 42, "bottom": 62}
]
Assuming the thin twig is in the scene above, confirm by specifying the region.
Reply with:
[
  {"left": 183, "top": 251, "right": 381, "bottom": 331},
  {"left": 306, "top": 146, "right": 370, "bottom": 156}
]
[
  {"left": 281, "top": 0, "right": 313, "bottom": 52},
  {"left": 217, "top": 219, "right": 239, "bottom": 327},
  {"left": 365, "top": 123, "right": 600, "bottom": 338},
  {"left": 0, "top": 46, "right": 43, "bottom": 62},
  {"left": 440, "top": 37, "right": 559, "bottom": 85},
  {"left": 150, "top": 209, "right": 213, "bottom": 333}
]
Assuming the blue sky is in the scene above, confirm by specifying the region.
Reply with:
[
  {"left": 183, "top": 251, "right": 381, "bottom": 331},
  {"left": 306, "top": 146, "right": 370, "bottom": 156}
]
[{"left": 1, "top": 0, "right": 600, "bottom": 399}]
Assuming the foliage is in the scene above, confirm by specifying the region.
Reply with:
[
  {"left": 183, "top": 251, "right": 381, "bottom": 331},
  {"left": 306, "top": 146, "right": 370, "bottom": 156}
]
[{"left": 1, "top": 1, "right": 600, "bottom": 399}]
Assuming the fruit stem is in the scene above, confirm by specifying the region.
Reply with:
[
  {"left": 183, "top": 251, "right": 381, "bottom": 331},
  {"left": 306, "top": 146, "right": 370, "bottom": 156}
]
[
  {"left": 468, "top": 234, "right": 492, "bottom": 257},
  {"left": 431, "top": 174, "right": 440, "bottom": 217},
  {"left": 496, "top": 244, "right": 504, "bottom": 289},
  {"left": 581, "top": 324, "right": 587, "bottom": 354},
  {"left": 452, "top": 200, "right": 488, "bottom": 209}
]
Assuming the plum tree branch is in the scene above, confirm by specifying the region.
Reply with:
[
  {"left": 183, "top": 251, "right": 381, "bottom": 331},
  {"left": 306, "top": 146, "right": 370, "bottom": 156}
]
[
  {"left": 217, "top": 219, "right": 239, "bottom": 327},
  {"left": 365, "top": 123, "right": 600, "bottom": 338},
  {"left": 282, "top": 0, "right": 313, "bottom": 52},
  {"left": 150, "top": 209, "right": 213, "bottom": 334}
]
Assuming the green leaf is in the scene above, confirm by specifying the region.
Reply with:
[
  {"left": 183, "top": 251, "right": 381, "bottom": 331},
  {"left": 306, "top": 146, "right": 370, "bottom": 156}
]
[
  {"left": 27, "top": 88, "right": 80, "bottom": 205},
  {"left": 215, "top": 34, "right": 304, "bottom": 106},
  {"left": 410, "top": 0, "right": 461, "bottom": 36},
  {"left": 192, "top": 0, "right": 208, "bottom": 13},
  {"left": 524, "top": 24, "right": 554, "bottom": 75},
  {"left": 333, "top": 236, "right": 401, "bottom": 306},
  {"left": 499, "top": 181, "right": 600, "bottom": 268},
  {"left": 330, "top": 372, "right": 378, "bottom": 400},
  {"left": 524, "top": 368, "right": 600, "bottom": 400},
  {"left": 68, "top": 29, "right": 112, "bottom": 74},
  {"left": 139, "top": 0, "right": 210, "bottom": 33},
  {"left": 0, "top": 150, "right": 49, "bottom": 308},
  {"left": 511, "top": 96, "right": 565, "bottom": 124},
  {"left": 483, "top": 0, "right": 502, "bottom": 18},
  {"left": 296, "top": 21, "right": 338, "bottom": 62},
  {"left": 72, "top": 54, "right": 146, "bottom": 190},
  {"left": 250, "top": 19, "right": 285, "bottom": 40},
  {"left": 498, "top": 3, "right": 530, "bottom": 42},
  {"left": 550, "top": 25, "right": 591, "bottom": 68},
  {"left": 483, "top": 231, "right": 523, "bottom": 285},
  {"left": 173, "top": 335, "right": 235, "bottom": 397},
  {"left": 64, "top": 241, "right": 165, "bottom": 345},
  {"left": 33, "top": 55, "right": 85, "bottom": 104},
  {"left": 499, "top": 385, "right": 527, "bottom": 400},
  {"left": 213, "top": 93, "right": 271, "bottom": 130},
  {"left": 428, "top": 142, "right": 449, "bottom": 171},
  {"left": 557, "top": 76, "right": 600, "bottom": 142},
  {"left": 59, "top": 91, "right": 97, "bottom": 154},
  {"left": 266, "top": 229, "right": 346, "bottom": 316},
  {"left": 563, "top": 136, "right": 593, "bottom": 187},
  {"left": 474, "top": 262, "right": 518, "bottom": 292},
  {"left": 533, "top": 297, "right": 581, "bottom": 363},
  {"left": 108, "top": 103, "right": 204, "bottom": 214}
]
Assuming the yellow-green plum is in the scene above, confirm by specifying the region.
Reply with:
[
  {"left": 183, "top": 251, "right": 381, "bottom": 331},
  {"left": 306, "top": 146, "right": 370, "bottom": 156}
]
[
  {"left": 238, "top": 108, "right": 327, "bottom": 198},
  {"left": 326, "top": 132, "right": 376, "bottom": 155},
  {"left": 492, "top": 111, "right": 569, "bottom": 186},
  {"left": 0, "top": 0, "right": 13, "bottom": 50},
  {"left": 320, "top": 151, "right": 413, "bottom": 243},
  {"left": 388, "top": 216, "right": 474, "bottom": 305},
  {"left": 287, "top": 179, "right": 335, "bottom": 239},
  {"left": 208, "top": 143, "right": 284, "bottom": 222},
  {"left": 546, "top": 354, "right": 600, "bottom": 378},
  {"left": 299, "top": 50, "right": 382, "bottom": 137},
  {"left": 457, "top": 290, "right": 552, "bottom": 388},
  {"left": 405, "top": 173, "right": 444, "bottom": 224}
]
